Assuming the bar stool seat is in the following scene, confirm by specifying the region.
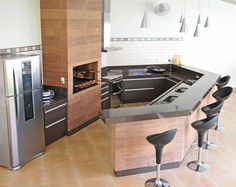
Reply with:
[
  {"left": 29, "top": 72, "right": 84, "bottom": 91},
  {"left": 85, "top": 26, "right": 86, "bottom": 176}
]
[
  {"left": 212, "top": 86, "right": 233, "bottom": 130},
  {"left": 212, "top": 86, "right": 233, "bottom": 102},
  {"left": 201, "top": 101, "right": 224, "bottom": 150},
  {"left": 145, "top": 129, "right": 177, "bottom": 187},
  {"left": 188, "top": 116, "right": 218, "bottom": 172},
  {"left": 216, "top": 75, "right": 230, "bottom": 90}
]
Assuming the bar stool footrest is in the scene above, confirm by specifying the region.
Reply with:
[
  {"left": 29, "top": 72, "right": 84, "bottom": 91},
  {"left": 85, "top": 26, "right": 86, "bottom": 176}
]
[
  {"left": 187, "top": 161, "right": 209, "bottom": 172},
  {"left": 214, "top": 125, "right": 225, "bottom": 131},
  {"left": 203, "top": 142, "right": 218, "bottom": 150},
  {"left": 145, "top": 178, "right": 170, "bottom": 187}
]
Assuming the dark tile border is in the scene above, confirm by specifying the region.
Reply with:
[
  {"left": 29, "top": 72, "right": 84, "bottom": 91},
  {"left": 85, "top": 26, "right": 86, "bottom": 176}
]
[{"left": 0, "top": 45, "right": 42, "bottom": 54}]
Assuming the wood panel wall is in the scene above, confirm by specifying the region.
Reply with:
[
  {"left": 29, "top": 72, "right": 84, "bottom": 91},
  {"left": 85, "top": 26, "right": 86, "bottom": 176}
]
[
  {"left": 40, "top": 0, "right": 68, "bottom": 88},
  {"left": 112, "top": 87, "right": 217, "bottom": 172},
  {"left": 40, "top": 0, "right": 102, "bottom": 132}
]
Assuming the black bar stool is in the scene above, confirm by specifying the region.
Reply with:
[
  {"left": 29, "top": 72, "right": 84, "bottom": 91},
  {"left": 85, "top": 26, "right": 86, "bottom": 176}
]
[
  {"left": 187, "top": 115, "right": 218, "bottom": 172},
  {"left": 212, "top": 86, "right": 233, "bottom": 130},
  {"left": 213, "top": 86, "right": 233, "bottom": 102},
  {"left": 201, "top": 101, "right": 224, "bottom": 150},
  {"left": 145, "top": 129, "right": 177, "bottom": 187},
  {"left": 216, "top": 75, "right": 230, "bottom": 90}
]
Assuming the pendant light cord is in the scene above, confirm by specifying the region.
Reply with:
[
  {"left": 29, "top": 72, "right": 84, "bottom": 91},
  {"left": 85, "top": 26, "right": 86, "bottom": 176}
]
[
  {"left": 198, "top": 0, "right": 201, "bottom": 15},
  {"left": 184, "top": 0, "right": 187, "bottom": 17},
  {"left": 207, "top": 0, "right": 210, "bottom": 16}
]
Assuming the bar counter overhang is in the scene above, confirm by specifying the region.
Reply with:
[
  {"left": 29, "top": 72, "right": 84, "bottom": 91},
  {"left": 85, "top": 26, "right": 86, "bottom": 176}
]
[{"left": 100, "top": 64, "right": 220, "bottom": 176}]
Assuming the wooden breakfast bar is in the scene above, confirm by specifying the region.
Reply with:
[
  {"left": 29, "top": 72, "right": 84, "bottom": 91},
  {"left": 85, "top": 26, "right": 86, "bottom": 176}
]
[{"left": 100, "top": 64, "right": 220, "bottom": 176}]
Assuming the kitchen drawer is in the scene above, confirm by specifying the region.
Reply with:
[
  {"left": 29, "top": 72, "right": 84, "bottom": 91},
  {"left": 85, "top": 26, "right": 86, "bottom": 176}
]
[
  {"left": 101, "top": 82, "right": 111, "bottom": 109},
  {"left": 101, "top": 90, "right": 110, "bottom": 100},
  {"left": 101, "top": 84, "right": 110, "bottom": 94},
  {"left": 45, "top": 118, "right": 67, "bottom": 145},
  {"left": 123, "top": 78, "right": 158, "bottom": 89},
  {"left": 101, "top": 96, "right": 111, "bottom": 109},
  {"left": 44, "top": 103, "right": 67, "bottom": 126},
  {"left": 123, "top": 89, "right": 157, "bottom": 103}
]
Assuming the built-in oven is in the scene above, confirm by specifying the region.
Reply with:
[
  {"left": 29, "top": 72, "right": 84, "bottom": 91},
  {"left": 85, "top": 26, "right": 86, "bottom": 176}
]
[{"left": 102, "top": 75, "right": 123, "bottom": 108}]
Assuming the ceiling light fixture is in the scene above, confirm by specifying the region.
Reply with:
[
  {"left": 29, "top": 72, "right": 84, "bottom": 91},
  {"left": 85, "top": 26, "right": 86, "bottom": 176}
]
[
  {"left": 204, "top": 0, "right": 210, "bottom": 27},
  {"left": 179, "top": 0, "right": 188, "bottom": 32},
  {"left": 194, "top": 0, "right": 201, "bottom": 37},
  {"left": 193, "top": 24, "right": 200, "bottom": 37},
  {"left": 141, "top": 0, "right": 150, "bottom": 28}
]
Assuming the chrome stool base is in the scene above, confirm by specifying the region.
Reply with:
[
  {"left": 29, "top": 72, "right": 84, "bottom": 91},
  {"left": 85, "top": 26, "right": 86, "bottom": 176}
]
[
  {"left": 203, "top": 142, "right": 218, "bottom": 150},
  {"left": 187, "top": 161, "right": 209, "bottom": 172},
  {"left": 145, "top": 178, "right": 170, "bottom": 187},
  {"left": 215, "top": 125, "right": 225, "bottom": 131}
]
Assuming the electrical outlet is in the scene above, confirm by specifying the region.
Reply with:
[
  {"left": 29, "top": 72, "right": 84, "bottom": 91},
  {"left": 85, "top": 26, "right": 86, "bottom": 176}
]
[{"left": 60, "top": 77, "right": 65, "bottom": 84}]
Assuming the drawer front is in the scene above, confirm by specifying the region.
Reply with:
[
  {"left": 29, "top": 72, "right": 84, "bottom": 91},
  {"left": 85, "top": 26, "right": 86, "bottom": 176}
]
[
  {"left": 44, "top": 103, "right": 67, "bottom": 126},
  {"left": 123, "top": 89, "right": 156, "bottom": 103},
  {"left": 101, "top": 83, "right": 110, "bottom": 93},
  {"left": 101, "top": 91, "right": 110, "bottom": 100},
  {"left": 45, "top": 118, "right": 67, "bottom": 145},
  {"left": 101, "top": 96, "right": 111, "bottom": 109},
  {"left": 123, "top": 78, "right": 157, "bottom": 89}
]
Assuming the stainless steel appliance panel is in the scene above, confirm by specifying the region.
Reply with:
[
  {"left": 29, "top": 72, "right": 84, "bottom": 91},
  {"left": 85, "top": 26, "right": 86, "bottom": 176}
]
[
  {"left": 3, "top": 55, "right": 41, "bottom": 97},
  {"left": 0, "top": 54, "right": 45, "bottom": 170},
  {"left": 0, "top": 60, "right": 11, "bottom": 168},
  {"left": 6, "top": 90, "right": 44, "bottom": 168}
]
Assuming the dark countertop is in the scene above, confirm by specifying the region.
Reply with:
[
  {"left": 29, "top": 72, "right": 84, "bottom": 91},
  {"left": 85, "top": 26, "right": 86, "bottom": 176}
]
[
  {"left": 100, "top": 64, "right": 220, "bottom": 124},
  {"left": 43, "top": 86, "right": 67, "bottom": 111}
]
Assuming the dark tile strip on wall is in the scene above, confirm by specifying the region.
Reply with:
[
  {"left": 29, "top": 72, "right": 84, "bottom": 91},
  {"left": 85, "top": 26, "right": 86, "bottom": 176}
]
[{"left": 0, "top": 45, "right": 42, "bottom": 54}]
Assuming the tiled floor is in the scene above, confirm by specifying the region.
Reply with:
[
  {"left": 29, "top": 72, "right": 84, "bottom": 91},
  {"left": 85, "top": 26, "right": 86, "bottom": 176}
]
[{"left": 0, "top": 93, "right": 236, "bottom": 187}]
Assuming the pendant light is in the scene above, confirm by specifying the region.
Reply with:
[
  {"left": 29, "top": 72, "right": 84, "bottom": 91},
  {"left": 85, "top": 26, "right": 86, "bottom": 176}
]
[
  {"left": 179, "top": 14, "right": 183, "bottom": 23},
  {"left": 193, "top": 24, "right": 200, "bottom": 37},
  {"left": 196, "top": 0, "right": 201, "bottom": 24},
  {"left": 179, "top": 0, "right": 188, "bottom": 32},
  {"left": 180, "top": 18, "right": 187, "bottom": 32},
  {"left": 204, "top": 0, "right": 210, "bottom": 27},
  {"left": 141, "top": 0, "right": 150, "bottom": 28},
  {"left": 194, "top": 0, "right": 201, "bottom": 37}
]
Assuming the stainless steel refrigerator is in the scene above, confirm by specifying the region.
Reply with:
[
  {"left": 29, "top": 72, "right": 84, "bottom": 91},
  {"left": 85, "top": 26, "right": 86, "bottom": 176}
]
[{"left": 0, "top": 54, "right": 45, "bottom": 170}]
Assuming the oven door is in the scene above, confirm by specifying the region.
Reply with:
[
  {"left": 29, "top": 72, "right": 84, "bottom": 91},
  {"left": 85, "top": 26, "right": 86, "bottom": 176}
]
[{"left": 111, "top": 79, "right": 123, "bottom": 108}]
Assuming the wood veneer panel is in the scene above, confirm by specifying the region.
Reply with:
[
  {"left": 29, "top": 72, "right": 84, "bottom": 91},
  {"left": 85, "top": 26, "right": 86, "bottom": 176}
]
[
  {"left": 67, "top": 85, "right": 101, "bottom": 131},
  {"left": 41, "top": 0, "right": 102, "bottom": 132},
  {"left": 112, "top": 87, "right": 216, "bottom": 172},
  {"left": 40, "top": 0, "right": 68, "bottom": 87}
]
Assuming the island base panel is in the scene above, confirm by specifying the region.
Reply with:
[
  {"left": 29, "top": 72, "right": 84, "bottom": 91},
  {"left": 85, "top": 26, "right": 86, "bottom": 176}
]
[{"left": 112, "top": 87, "right": 216, "bottom": 175}]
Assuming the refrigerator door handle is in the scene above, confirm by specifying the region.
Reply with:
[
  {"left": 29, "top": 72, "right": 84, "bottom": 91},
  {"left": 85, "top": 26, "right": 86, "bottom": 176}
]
[
  {"left": 13, "top": 66, "right": 19, "bottom": 96},
  {"left": 14, "top": 96, "right": 20, "bottom": 124}
]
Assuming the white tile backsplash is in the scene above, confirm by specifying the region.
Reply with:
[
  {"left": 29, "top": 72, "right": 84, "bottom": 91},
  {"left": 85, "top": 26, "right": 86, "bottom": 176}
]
[{"left": 107, "top": 37, "right": 183, "bottom": 66}]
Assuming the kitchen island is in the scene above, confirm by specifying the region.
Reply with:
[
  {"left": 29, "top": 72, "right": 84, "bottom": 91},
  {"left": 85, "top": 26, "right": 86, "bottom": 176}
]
[{"left": 100, "top": 64, "right": 220, "bottom": 176}]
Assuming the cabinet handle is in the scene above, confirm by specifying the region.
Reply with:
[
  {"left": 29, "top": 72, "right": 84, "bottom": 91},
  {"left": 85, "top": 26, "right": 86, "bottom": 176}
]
[
  {"left": 45, "top": 117, "right": 66, "bottom": 129},
  {"left": 101, "top": 97, "right": 109, "bottom": 102},
  {"left": 101, "top": 91, "right": 109, "bottom": 96},
  {"left": 125, "top": 87, "right": 155, "bottom": 92},
  {"left": 123, "top": 77, "right": 164, "bottom": 81},
  {"left": 45, "top": 103, "right": 67, "bottom": 114},
  {"left": 101, "top": 86, "right": 109, "bottom": 91}
]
